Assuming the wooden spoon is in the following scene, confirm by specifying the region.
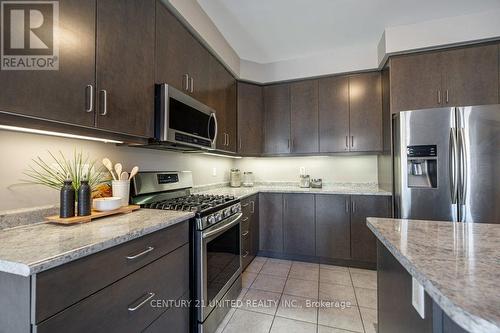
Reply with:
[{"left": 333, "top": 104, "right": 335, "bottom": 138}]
[
  {"left": 114, "top": 163, "right": 122, "bottom": 179},
  {"left": 102, "top": 158, "right": 116, "bottom": 180},
  {"left": 129, "top": 166, "right": 139, "bottom": 180},
  {"left": 120, "top": 171, "right": 129, "bottom": 180}
]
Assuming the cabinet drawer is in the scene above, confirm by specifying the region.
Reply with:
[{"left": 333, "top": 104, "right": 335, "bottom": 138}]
[
  {"left": 241, "top": 196, "right": 256, "bottom": 216},
  {"left": 143, "top": 293, "right": 190, "bottom": 333},
  {"left": 37, "top": 243, "right": 189, "bottom": 333},
  {"left": 36, "top": 221, "right": 189, "bottom": 323}
]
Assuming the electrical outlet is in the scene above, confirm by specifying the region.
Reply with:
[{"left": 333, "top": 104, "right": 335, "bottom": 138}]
[
  {"left": 212, "top": 167, "right": 217, "bottom": 177},
  {"left": 299, "top": 167, "right": 306, "bottom": 176}
]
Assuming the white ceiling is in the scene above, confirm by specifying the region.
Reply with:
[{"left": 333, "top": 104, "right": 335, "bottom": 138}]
[{"left": 197, "top": 0, "right": 500, "bottom": 64}]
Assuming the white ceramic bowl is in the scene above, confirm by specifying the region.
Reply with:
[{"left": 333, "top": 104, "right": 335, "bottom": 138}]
[{"left": 93, "top": 197, "right": 122, "bottom": 212}]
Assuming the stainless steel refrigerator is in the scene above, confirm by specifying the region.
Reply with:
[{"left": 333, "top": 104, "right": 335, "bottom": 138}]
[{"left": 393, "top": 105, "right": 500, "bottom": 223}]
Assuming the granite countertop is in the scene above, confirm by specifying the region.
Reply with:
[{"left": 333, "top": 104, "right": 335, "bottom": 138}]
[
  {"left": 367, "top": 217, "right": 500, "bottom": 333},
  {"left": 194, "top": 183, "right": 391, "bottom": 199},
  {"left": 0, "top": 209, "right": 194, "bottom": 277}
]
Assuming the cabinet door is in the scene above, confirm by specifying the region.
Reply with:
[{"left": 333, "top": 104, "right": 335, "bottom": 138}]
[
  {"left": 263, "top": 84, "right": 291, "bottom": 154},
  {"left": 0, "top": 0, "right": 96, "bottom": 127},
  {"left": 250, "top": 196, "right": 260, "bottom": 257},
  {"left": 224, "top": 70, "right": 237, "bottom": 152},
  {"left": 349, "top": 72, "right": 383, "bottom": 152},
  {"left": 283, "top": 194, "right": 315, "bottom": 256},
  {"left": 155, "top": 3, "right": 191, "bottom": 92},
  {"left": 444, "top": 44, "right": 499, "bottom": 106},
  {"left": 290, "top": 80, "right": 319, "bottom": 153},
  {"left": 187, "top": 38, "right": 210, "bottom": 104},
  {"left": 207, "top": 56, "right": 227, "bottom": 149},
  {"left": 237, "top": 82, "right": 263, "bottom": 155},
  {"left": 259, "top": 193, "right": 283, "bottom": 254},
  {"left": 315, "top": 195, "right": 350, "bottom": 260},
  {"left": 351, "top": 195, "right": 390, "bottom": 263},
  {"left": 96, "top": 0, "right": 155, "bottom": 137},
  {"left": 318, "top": 76, "right": 350, "bottom": 152},
  {"left": 390, "top": 52, "right": 443, "bottom": 113}
]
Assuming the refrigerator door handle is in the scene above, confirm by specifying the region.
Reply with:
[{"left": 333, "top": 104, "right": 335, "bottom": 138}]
[
  {"left": 449, "top": 128, "right": 458, "bottom": 204},
  {"left": 458, "top": 128, "right": 467, "bottom": 209}
]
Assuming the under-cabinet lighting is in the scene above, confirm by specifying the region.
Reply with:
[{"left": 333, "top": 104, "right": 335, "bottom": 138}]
[
  {"left": 202, "top": 152, "right": 242, "bottom": 159},
  {"left": 0, "top": 125, "right": 123, "bottom": 144}
]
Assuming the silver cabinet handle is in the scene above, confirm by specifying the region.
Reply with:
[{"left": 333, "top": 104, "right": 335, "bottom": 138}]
[
  {"left": 190, "top": 77, "right": 194, "bottom": 93},
  {"left": 241, "top": 203, "right": 250, "bottom": 207},
  {"left": 345, "top": 199, "right": 349, "bottom": 213},
  {"left": 99, "top": 90, "right": 107, "bottom": 116},
  {"left": 449, "top": 128, "right": 458, "bottom": 204},
  {"left": 351, "top": 200, "right": 356, "bottom": 213},
  {"left": 437, "top": 89, "right": 442, "bottom": 104},
  {"left": 183, "top": 74, "right": 189, "bottom": 91},
  {"left": 226, "top": 133, "right": 230, "bottom": 146},
  {"left": 345, "top": 136, "right": 349, "bottom": 149},
  {"left": 242, "top": 251, "right": 249, "bottom": 258},
  {"left": 239, "top": 136, "right": 242, "bottom": 151},
  {"left": 85, "top": 85, "right": 94, "bottom": 113},
  {"left": 250, "top": 201, "right": 255, "bottom": 213},
  {"left": 446, "top": 89, "right": 449, "bottom": 104},
  {"left": 351, "top": 136, "right": 354, "bottom": 148},
  {"left": 242, "top": 217, "right": 249, "bottom": 222},
  {"left": 242, "top": 230, "right": 249, "bottom": 237},
  {"left": 128, "top": 292, "right": 155, "bottom": 312},
  {"left": 126, "top": 246, "right": 154, "bottom": 260}
]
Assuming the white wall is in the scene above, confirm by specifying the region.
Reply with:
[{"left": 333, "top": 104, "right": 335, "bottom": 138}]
[
  {"left": 0, "top": 130, "right": 233, "bottom": 210},
  {"left": 379, "top": 9, "right": 500, "bottom": 65},
  {"left": 234, "top": 155, "right": 378, "bottom": 184}
]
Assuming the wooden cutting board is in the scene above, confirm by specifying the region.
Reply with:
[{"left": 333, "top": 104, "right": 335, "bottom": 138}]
[{"left": 46, "top": 205, "right": 140, "bottom": 225}]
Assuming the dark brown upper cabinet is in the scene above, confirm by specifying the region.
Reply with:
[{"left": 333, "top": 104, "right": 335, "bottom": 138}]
[
  {"left": 96, "top": 0, "right": 155, "bottom": 138},
  {"left": 319, "top": 76, "right": 350, "bottom": 152},
  {"left": 155, "top": 1, "right": 209, "bottom": 105},
  {"left": 290, "top": 80, "right": 319, "bottom": 153},
  {"left": 263, "top": 84, "right": 291, "bottom": 154},
  {"left": 237, "top": 82, "right": 263, "bottom": 155},
  {"left": 207, "top": 57, "right": 237, "bottom": 152},
  {"left": 0, "top": 0, "right": 96, "bottom": 128},
  {"left": 443, "top": 44, "right": 499, "bottom": 106},
  {"left": 390, "top": 44, "right": 499, "bottom": 113},
  {"left": 349, "top": 72, "right": 383, "bottom": 152}
]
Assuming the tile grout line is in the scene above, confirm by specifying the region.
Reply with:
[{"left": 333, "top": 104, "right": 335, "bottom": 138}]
[
  {"left": 267, "top": 258, "right": 292, "bottom": 333},
  {"left": 349, "top": 268, "right": 367, "bottom": 333}
]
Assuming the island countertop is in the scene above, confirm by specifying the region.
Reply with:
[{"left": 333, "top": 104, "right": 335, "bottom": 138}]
[
  {"left": 0, "top": 209, "right": 194, "bottom": 277},
  {"left": 367, "top": 217, "right": 500, "bottom": 333}
]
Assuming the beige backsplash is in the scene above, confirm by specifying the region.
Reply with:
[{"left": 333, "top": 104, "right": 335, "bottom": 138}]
[{"left": 1, "top": 130, "right": 382, "bottom": 211}]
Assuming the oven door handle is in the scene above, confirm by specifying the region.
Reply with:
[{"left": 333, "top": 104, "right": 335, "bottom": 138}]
[{"left": 203, "top": 213, "right": 242, "bottom": 239}]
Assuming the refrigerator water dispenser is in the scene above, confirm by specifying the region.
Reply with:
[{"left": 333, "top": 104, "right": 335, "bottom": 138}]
[{"left": 407, "top": 145, "right": 437, "bottom": 188}]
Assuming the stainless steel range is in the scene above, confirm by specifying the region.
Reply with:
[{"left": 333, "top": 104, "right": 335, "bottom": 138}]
[{"left": 130, "top": 171, "right": 242, "bottom": 333}]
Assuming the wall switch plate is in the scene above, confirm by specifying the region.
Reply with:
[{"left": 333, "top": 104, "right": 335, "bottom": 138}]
[
  {"left": 299, "top": 167, "right": 306, "bottom": 176},
  {"left": 212, "top": 167, "right": 217, "bottom": 177},
  {"left": 412, "top": 277, "right": 425, "bottom": 319}
]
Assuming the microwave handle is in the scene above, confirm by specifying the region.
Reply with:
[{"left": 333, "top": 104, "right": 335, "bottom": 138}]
[{"left": 209, "top": 112, "right": 218, "bottom": 145}]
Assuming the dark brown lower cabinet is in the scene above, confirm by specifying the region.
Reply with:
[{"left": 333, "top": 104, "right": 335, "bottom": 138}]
[
  {"left": 241, "top": 194, "right": 259, "bottom": 270},
  {"left": 315, "top": 195, "right": 350, "bottom": 260},
  {"left": 351, "top": 195, "right": 391, "bottom": 264},
  {"left": 143, "top": 293, "right": 190, "bottom": 333},
  {"left": 259, "top": 193, "right": 283, "bottom": 254},
  {"left": 37, "top": 243, "right": 189, "bottom": 333},
  {"left": 283, "top": 194, "right": 315, "bottom": 256}
]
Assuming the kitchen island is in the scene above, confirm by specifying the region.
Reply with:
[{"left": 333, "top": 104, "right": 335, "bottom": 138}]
[
  {"left": 367, "top": 217, "right": 500, "bottom": 333},
  {"left": 0, "top": 209, "right": 194, "bottom": 332}
]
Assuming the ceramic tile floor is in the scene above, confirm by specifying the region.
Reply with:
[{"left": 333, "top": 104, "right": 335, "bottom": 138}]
[{"left": 215, "top": 256, "right": 378, "bottom": 333}]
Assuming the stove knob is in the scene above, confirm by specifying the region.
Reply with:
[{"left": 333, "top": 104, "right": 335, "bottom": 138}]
[
  {"left": 223, "top": 208, "right": 231, "bottom": 217},
  {"left": 208, "top": 215, "right": 216, "bottom": 225},
  {"left": 231, "top": 205, "right": 240, "bottom": 213},
  {"left": 215, "top": 212, "right": 222, "bottom": 221}
]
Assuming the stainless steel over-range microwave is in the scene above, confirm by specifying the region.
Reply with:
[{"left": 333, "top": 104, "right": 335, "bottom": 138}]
[{"left": 154, "top": 84, "right": 217, "bottom": 150}]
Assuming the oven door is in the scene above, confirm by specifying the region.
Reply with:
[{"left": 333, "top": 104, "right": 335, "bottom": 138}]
[
  {"left": 197, "top": 213, "right": 242, "bottom": 322},
  {"left": 156, "top": 84, "right": 217, "bottom": 149}
]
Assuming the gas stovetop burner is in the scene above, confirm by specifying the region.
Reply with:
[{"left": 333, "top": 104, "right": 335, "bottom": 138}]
[{"left": 143, "top": 194, "right": 237, "bottom": 213}]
